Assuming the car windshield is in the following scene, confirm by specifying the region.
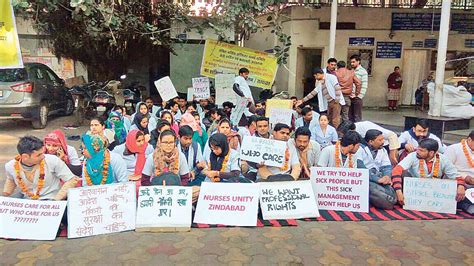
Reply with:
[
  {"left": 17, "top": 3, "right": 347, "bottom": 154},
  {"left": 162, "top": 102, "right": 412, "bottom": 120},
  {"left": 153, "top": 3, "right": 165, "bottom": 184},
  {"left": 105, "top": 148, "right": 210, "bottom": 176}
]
[{"left": 0, "top": 68, "right": 28, "bottom": 82}]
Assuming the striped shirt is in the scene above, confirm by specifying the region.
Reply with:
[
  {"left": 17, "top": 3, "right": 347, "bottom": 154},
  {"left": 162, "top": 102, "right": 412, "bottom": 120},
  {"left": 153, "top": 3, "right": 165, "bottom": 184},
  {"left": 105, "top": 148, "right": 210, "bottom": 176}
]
[{"left": 354, "top": 65, "right": 368, "bottom": 99}]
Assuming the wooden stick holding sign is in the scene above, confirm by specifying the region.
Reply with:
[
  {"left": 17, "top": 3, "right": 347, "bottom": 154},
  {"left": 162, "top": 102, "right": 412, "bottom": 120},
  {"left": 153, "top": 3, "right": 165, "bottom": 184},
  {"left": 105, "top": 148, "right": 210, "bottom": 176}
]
[
  {"left": 154, "top": 76, "right": 178, "bottom": 102},
  {"left": 240, "top": 136, "right": 288, "bottom": 167}
]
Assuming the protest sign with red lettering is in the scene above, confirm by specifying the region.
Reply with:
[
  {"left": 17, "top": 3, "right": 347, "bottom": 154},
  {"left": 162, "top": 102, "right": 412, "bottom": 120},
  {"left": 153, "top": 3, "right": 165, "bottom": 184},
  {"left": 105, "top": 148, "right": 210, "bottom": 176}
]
[
  {"left": 259, "top": 181, "right": 319, "bottom": 220},
  {"left": 310, "top": 167, "right": 370, "bottom": 213},
  {"left": 136, "top": 186, "right": 193, "bottom": 229},
  {"left": 240, "top": 136, "right": 287, "bottom": 167},
  {"left": 0, "top": 196, "right": 66, "bottom": 240},
  {"left": 193, "top": 183, "right": 259, "bottom": 226},
  {"left": 67, "top": 182, "right": 136, "bottom": 238},
  {"left": 192, "top": 77, "right": 211, "bottom": 100}
]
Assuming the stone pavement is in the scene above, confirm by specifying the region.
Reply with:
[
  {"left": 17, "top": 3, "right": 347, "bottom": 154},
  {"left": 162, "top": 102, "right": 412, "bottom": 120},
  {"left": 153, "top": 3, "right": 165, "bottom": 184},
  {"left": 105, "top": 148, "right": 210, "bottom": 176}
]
[{"left": 0, "top": 111, "right": 473, "bottom": 265}]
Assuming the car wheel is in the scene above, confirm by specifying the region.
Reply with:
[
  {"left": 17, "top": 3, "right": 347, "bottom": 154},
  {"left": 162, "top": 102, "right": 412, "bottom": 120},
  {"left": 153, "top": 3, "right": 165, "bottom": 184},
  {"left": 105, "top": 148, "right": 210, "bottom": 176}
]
[
  {"left": 64, "top": 97, "right": 74, "bottom": 116},
  {"left": 32, "top": 103, "right": 48, "bottom": 129}
]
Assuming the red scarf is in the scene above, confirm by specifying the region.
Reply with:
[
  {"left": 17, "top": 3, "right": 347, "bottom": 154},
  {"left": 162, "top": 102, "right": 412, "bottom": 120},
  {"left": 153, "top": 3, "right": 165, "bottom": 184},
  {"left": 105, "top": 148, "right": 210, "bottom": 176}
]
[
  {"left": 125, "top": 130, "right": 148, "bottom": 176},
  {"left": 44, "top": 129, "right": 69, "bottom": 164}
]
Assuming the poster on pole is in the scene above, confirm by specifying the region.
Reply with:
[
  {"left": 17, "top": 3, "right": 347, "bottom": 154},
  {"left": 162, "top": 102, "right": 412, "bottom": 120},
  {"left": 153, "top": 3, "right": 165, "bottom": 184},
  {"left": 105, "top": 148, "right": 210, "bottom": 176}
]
[
  {"left": 0, "top": 0, "right": 23, "bottom": 69},
  {"left": 0, "top": 197, "right": 66, "bottom": 240},
  {"left": 311, "top": 167, "right": 370, "bottom": 213},
  {"left": 269, "top": 108, "right": 293, "bottom": 127},
  {"left": 136, "top": 186, "right": 193, "bottom": 231},
  {"left": 193, "top": 182, "right": 259, "bottom": 226},
  {"left": 192, "top": 77, "right": 211, "bottom": 100},
  {"left": 154, "top": 76, "right": 178, "bottom": 102},
  {"left": 229, "top": 97, "right": 248, "bottom": 125},
  {"left": 200, "top": 39, "right": 278, "bottom": 90},
  {"left": 265, "top": 99, "right": 293, "bottom": 118},
  {"left": 259, "top": 181, "right": 319, "bottom": 220},
  {"left": 403, "top": 177, "right": 457, "bottom": 214},
  {"left": 67, "top": 182, "right": 136, "bottom": 238},
  {"left": 215, "top": 74, "right": 237, "bottom": 105},
  {"left": 240, "top": 136, "right": 287, "bottom": 167}
]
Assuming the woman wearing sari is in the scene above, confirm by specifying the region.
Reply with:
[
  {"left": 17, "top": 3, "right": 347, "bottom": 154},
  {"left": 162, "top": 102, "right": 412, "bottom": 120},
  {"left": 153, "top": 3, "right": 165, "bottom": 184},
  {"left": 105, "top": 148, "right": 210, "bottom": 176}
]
[
  {"left": 44, "top": 129, "right": 82, "bottom": 176},
  {"left": 106, "top": 111, "right": 127, "bottom": 145},
  {"left": 80, "top": 133, "right": 128, "bottom": 186}
]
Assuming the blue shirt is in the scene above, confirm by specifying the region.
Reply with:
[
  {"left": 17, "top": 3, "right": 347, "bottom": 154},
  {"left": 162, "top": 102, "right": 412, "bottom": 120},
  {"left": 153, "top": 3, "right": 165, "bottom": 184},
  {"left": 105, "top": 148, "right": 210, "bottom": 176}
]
[{"left": 311, "top": 125, "right": 338, "bottom": 148}]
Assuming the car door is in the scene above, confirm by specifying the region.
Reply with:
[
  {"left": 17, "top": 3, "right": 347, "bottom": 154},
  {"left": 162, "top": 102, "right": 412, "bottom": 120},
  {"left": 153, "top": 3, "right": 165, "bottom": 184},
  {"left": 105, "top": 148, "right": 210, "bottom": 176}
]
[
  {"left": 42, "top": 65, "right": 67, "bottom": 110},
  {"left": 29, "top": 65, "right": 54, "bottom": 105}
]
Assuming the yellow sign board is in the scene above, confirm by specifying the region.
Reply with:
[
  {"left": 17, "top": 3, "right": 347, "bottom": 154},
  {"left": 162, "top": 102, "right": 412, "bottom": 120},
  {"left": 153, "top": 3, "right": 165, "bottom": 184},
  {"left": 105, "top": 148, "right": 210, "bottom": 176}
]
[
  {"left": 265, "top": 99, "right": 293, "bottom": 118},
  {"left": 200, "top": 39, "right": 278, "bottom": 90},
  {"left": 0, "top": 0, "right": 23, "bottom": 69}
]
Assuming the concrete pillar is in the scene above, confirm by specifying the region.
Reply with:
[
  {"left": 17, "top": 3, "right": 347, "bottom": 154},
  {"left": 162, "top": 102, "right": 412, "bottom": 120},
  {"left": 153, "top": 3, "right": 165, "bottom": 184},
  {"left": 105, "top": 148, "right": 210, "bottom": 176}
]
[
  {"left": 328, "top": 0, "right": 338, "bottom": 58},
  {"left": 429, "top": 0, "right": 451, "bottom": 117}
]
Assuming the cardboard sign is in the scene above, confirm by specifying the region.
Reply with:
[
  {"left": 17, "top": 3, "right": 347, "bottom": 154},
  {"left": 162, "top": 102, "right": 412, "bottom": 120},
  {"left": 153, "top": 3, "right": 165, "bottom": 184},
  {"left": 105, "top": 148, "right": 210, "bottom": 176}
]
[
  {"left": 269, "top": 107, "right": 293, "bottom": 127},
  {"left": 311, "top": 167, "right": 370, "bottom": 213},
  {"left": 192, "top": 77, "right": 211, "bottom": 100},
  {"left": 403, "top": 177, "right": 457, "bottom": 214},
  {"left": 240, "top": 136, "right": 287, "bottom": 167},
  {"left": 265, "top": 99, "right": 292, "bottom": 118},
  {"left": 229, "top": 97, "right": 248, "bottom": 125},
  {"left": 193, "top": 182, "right": 259, "bottom": 226},
  {"left": 0, "top": 197, "right": 66, "bottom": 240},
  {"left": 215, "top": 74, "right": 237, "bottom": 105},
  {"left": 259, "top": 181, "right": 320, "bottom": 220},
  {"left": 186, "top": 87, "right": 194, "bottom": 102},
  {"left": 466, "top": 188, "right": 474, "bottom": 204},
  {"left": 67, "top": 183, "right": 136, "bottom": 238},
  {"left": 136, "top": 186, "right": 193, "bottom": 230},
  {"left": 154, "top": 76, "right": 178, "bottom": 102}
]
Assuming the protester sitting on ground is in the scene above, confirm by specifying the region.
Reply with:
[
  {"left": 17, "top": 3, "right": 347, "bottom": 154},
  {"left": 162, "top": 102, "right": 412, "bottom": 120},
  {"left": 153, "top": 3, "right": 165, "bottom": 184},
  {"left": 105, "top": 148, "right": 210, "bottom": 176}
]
[
  {"left": 203, "top": 118, "right": 242, "bottom": 159},
  {"left": 177, "top": 96, "right": 187, "bottom": 115},
  {"left": 288, "top": 127, "right": 321, "bottom": 179},
  {"left": 44, "top": 130, "right": 82, "bottom": 176},
  {"left": 178, "top": 126, "right": 206, "bottom": 186},
  {"left": 357, "top": 130, "right": 398, "bottom": 210},
  {"left": 80, "top": 133, "right": 128, "bottom": 186},
  {"left": 318, "top": 131, "right": 362, "bottom": 168},
  {"left": 144, "top": 97, "right": 160, "bottom": 121},
  {"left": 106, "top": 111, "right": 127, "bottom": 145},
  {"left": 180, "top": 112, "right": 208, "bottom": 152},
  {"left": 311, "top": 114, "right": 338, "bottom": 149},
  {"left": 130, "top": 112, "right": 151, "bottom": 141},
  {"left": 236, "top": 115, "right": 258, "bottom": 139},
  {"left": 142, "top": 130, "right": 190, "bottom": 186},
  {"left": 149, "top": 119, "right": 171, "bottom": 148},
  {"left": 398, "top": 119, "right": 445, "bottom": 159},
  {"left": 391, "top": 138, "right": 466, "bottom": 206},
  {"left": 111, "top": 130, "right": 154, "bottom": 188},
  {"left": 257, "top": 123, "right": 301, "bottom": 181},
  {"left": 113, "top": 105, "right": 132, "bottom": 131},
  {"left": 131, "top": 102, "right": 157, "bottom": 131},
  {"left": 89, "top": 117, "right": 118, "bottom": 150},
  {"left": 206, "top": 108, "right": 226, "bottom": 135},
  {"left": 202, "top": 133, "right": 244, "bottom": 183},
  {"left": 295, "top": 107, "right": 320, "bottom": 129},
  {"left": 186, "top": 102, "right": 197, "bottom": 113},
  {"left": 222, "top": 101, "right": 235, "bottom": 118},
  {"left": 3, "top": 136, "right": 79, "bottom": 200},
  {"left": 167, "top": 100, "right": 182, "bottom": 123},
  {"left": 255, "top": 100, "right": 266, "bottom": 116},
  {"left": 160, "top": 110, "right": 179, "bottom": 136},
  {"left": 445, "top": 130, "right": 474, "bottom": 214},
  {"left": 255, "top": 116, "right": 271, "bottom": 139}
]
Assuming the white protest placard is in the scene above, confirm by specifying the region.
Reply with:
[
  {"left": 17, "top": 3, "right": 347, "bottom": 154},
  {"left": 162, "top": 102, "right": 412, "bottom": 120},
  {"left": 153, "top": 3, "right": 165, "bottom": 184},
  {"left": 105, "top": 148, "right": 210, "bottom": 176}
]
[
  {"left": 0, "top": 197, "right": 66, "bottom": 240},
  {"left": 192, "top": 77, "right": 211, "bottom": 100},
  {"left": 240, "top": 136, "right": 287, "bottom": 167},
  {"left": 259, "top": 181, "right": 319, "bottom": 220},
  {"left": 269, "top": 107, "right": 293, "bottom": 127},
  {"left": 311, "top": 167, "right": 370, "bottom": 213},
  {"left": 186, "top": 87, "right": 194, "bottom": 102},
  {"left": 67, "top": 182, "right": 136, "bottom": 239},
  {"left": 229, "top": 97, "right": 248, "bottom": 125},
  {"left": 154, "top": 76, "right": 178, "bottom": 102},
  {"left": 466, "top": 188, "right": 474, "bottom": 204},
  {"left": 136, "top": 186, "right": 193, "bottom": 230},
  {"left": 215, "top": 74, "right": 236, "bottom": 105},
  {"left": 403, "top": 177, "right": 457, "bottom": 214},
  {"left": 193, "top": 182, "right": 259, "bottom": 226}
]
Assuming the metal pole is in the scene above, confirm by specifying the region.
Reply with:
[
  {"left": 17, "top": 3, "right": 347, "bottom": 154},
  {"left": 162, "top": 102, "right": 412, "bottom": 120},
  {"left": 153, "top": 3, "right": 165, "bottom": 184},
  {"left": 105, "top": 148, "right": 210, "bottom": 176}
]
[
  {"left": 429, "top": 0, "right": 451, "bottom": 117},
  {"left": 328, "top": 0, "right": 337, "bottom": 58}
]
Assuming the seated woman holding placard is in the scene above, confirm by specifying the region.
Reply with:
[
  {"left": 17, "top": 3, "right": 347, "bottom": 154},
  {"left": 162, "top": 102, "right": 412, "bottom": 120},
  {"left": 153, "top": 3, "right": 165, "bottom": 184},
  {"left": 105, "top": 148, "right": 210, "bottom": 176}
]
[{"left": 202, "top": 133, "right": 249, "bottom": 183}]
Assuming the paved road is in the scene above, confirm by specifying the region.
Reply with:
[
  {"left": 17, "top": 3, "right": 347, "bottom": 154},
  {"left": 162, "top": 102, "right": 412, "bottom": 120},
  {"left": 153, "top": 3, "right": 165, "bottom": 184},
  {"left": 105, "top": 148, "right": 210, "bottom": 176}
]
[{"left": 0, "top": 114, "right": 473, "bottom": 265}]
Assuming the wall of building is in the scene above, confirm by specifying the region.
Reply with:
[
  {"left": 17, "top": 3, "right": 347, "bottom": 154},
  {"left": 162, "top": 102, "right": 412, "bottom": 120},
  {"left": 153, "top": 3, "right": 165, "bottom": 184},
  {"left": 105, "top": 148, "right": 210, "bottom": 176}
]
[{"left": 245, "top": 6, "right": 474, "bottom": 106}]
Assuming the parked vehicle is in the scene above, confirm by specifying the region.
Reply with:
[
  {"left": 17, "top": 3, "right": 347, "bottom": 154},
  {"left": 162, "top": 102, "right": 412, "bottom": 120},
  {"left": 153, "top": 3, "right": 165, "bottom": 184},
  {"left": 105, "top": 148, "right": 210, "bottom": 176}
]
[
  {"left": 90, "top": 80, "right": 118, "bottom": 117},
  {"left": 69, "top": 81, "right": 100, "bottom": 125},
  {"left": 0, "top": 63, "right": 74, "bottom": 129},
  {"left": 123, "top": 81, "right": 144, "bottom": 114}
]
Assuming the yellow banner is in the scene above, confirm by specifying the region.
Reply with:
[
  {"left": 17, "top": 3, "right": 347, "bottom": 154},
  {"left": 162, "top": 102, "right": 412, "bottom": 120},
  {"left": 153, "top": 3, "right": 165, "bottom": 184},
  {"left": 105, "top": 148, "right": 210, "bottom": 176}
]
[
  {"left": 0, "top": 0, "right": 23, "bottom": 69},
  {"left": 265, "top": 99, "right": 293, "bottom": 118},
  {"left": 200, "top": 39, "right": 278, "bottom": 90}
]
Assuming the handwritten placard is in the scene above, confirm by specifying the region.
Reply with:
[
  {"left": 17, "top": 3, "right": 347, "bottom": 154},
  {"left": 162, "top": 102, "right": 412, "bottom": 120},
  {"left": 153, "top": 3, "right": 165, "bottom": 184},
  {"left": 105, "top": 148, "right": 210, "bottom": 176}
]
[
  {"left": 466, "top": 188, "right": 474, "bottom": 203},
  {"left": 259, "top": 181, "right": 319, "bottom": 220},
  {"left": 193, "top": 182, "right": 259, "bottom": 226},
  {"left": 229, "top": 97, "right": 248, "bottom": 126},
  {"left": 154, "top": 76, "right": 178, "bottom": 102},
  {"left": 136, "top": 186, "right": 193, "bottom": 229},
  {"left": 192, "top": 77, "right": 211, "bottom": 100},
  {"left": 403, "top": 177, "right": 457, "bottom": 214},
  {"left": 67, "top": 183, "right": 136, "bottom": 238},
  {"left": 215, "top": 73, "right": 237, "bottom": 105},
  {"left": 269, "top": 107, "right": 293, "bottom": 127},
  {"left": 240, "top": 136, "right": 287, "bottom": 167},
  {"left": 311, "top": 167, "right": 370, "bottom": 213},
  {"left": 265, "top": 99, "right": 292, "bottom": 118},
  {"left": 0, "top": 197, "right": 66, "bottom": 240}
]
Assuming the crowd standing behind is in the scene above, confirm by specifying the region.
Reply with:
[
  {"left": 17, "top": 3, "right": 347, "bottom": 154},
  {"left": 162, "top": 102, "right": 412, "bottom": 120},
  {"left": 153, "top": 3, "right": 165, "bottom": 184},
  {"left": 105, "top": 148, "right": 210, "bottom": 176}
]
[{"left": 3, "top": 67, "right": 473, "bottom": 230}]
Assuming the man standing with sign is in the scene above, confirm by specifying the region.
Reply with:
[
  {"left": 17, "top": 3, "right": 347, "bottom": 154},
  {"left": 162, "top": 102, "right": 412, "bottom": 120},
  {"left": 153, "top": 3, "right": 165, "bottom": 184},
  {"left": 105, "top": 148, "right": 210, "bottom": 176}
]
[
  {"left": 257, "top": 124, "right": 301, "bottom": 181},
  {"left": 391, "top": 139, "right": 466, "bottom": 207}
]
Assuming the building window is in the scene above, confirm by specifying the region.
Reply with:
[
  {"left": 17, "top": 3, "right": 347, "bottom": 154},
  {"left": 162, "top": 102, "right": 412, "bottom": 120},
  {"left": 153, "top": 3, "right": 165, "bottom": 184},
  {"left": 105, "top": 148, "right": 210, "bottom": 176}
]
[
  {"left": 430, "top": 51, "right": 474, "bottom": 77},
  {"left": 347, "top": 49, "right": 373, "bottom": 75}
]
